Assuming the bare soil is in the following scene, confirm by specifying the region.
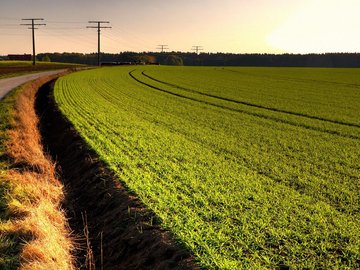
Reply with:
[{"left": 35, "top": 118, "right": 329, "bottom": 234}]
[{"left": 35, "top": 80, "right": 198, "bottom": 270}]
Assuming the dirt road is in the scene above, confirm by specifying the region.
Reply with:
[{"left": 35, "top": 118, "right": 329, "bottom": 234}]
[{"left": 0, "top": 70, "right": 66, "bottom": 100}]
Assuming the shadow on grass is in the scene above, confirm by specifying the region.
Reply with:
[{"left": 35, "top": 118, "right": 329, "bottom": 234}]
[{"left": 36, "top": 80, "right": 198, "bottom": 270}]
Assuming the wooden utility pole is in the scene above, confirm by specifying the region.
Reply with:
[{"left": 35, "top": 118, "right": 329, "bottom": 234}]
[
  {"left": 192, "top": 46, "right": 203, "bottom": 54},
  {"left": 87, "top": 21, "right": 111, "bottom": 66},
  {"left": 157, "top": 44, "right": 169, "bottom": 53},
  {"left": 21, "top": 18, "right": 46, "bottom": 65}
]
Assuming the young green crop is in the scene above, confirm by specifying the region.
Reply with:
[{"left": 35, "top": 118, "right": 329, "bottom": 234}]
[{"left": 54, "top": 66, "right": 360, "bottom": 269}]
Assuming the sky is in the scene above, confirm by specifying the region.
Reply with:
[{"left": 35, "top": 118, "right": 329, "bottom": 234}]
[{"left": 0, "top": 0, "right": 359, "bottom": 55}]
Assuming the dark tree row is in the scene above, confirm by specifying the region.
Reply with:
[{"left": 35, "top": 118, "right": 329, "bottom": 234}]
[{"left": 36, "top": 52, "right": 360, "bottom": 67}]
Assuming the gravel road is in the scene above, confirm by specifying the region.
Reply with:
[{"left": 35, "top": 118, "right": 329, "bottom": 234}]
[{"left": 0, "top": 70, "right": 66, "bottom": 100}]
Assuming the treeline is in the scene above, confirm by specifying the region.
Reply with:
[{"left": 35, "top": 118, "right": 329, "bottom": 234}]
[{"left": 36, "top": 52, "right": 360, "bottom": 67}]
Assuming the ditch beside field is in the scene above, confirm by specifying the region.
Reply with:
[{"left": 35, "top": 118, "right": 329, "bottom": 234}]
[{"left": 35, "top": 80, "right": 197, "bottom": 270}]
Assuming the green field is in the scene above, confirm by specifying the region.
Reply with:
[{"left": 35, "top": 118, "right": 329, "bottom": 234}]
[{"left": 54, "top": 66, "right": 360, "bottom": 269}]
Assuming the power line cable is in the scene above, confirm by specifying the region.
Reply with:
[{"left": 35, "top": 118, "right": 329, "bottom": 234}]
[
  {"left": 101, "top": 32, "right": 144, "bottom": 52},
  {"left": 0, "top": 24, "right": 21, "bottom": 27},
  {"left": 0, "top": 17, "right": 19, "bottom": 21},
  {"left": 46, "top": 20, "right": 86, "bottom": 24},
  {"left": 43, "top": 26, "right": 84, "bottom": 30},
  {"left": 110, "top": 25, "right": 153, "bottom": 46},
  {"left": 37, "top": 28, "right": 96, "bottom": 49}
]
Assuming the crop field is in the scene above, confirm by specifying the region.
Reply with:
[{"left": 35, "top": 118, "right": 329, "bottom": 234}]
[{"left": 54, "top": 66, "right": 360, "bottom": 269}]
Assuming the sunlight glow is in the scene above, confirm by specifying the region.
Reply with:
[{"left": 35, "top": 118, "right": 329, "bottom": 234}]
[
  {"left": 267, "top": 0, "right": 360, "bottom": 53},
  {"left": 0, "top": 0, "right": 359, "bottom": 54}
]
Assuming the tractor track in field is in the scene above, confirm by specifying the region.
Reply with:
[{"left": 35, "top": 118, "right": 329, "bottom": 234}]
[
  {"left": 140, "top": 70, "right": 360, "bottom": 129},
  {"left": 129, "top": 70, "right": 360, "bottom": 140},
  {"left": 35, "top": 80, "right": 198, "bottom": 270}
]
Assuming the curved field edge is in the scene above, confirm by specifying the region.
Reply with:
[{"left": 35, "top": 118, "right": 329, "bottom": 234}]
[
  {"left": 54, "top": 66, "right": 360, "bottom": 269},
  {"left": 0, "top": 75, "right": 74, "bottom": 270}
]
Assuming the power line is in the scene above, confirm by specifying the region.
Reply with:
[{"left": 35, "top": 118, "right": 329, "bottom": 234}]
[
  {"left": 102, "top": 32, "right": 144, "bottom": 52},
  {"left": 44, "top": 27, "right": 84, "bottom": 30},
  {"left": 46, "top": 20, "right": 86, "bottom": 24},
  {"left": 0, "top": 24, "right": 20, "bottom": 27},
  {"left": 157, "top": 44, "right": 169, "bottom": 53},
  {"left": 99, "top": 34, "right": 126, "bottom": 53},
  {"left": 108, "top": 27, "right": 150, "bottom": 50},
  {"left": 192, "top": 45, "right": 203, "bottom": 54},
  {"left": 37, "top": 29, "right": 96, "bottom": 51},
  {"left": 87, "top": 20, "right": 111, "bottom": 66},
  {"left": 111, "top": 25, "right": 152, "bottom": 48},
  {"left": 0, "top": 33, "right": 25, "bottom": 36},
  {"left": 0, "top": 17, "right": 19, "bottom": 21},
  {"left": 21, "top": 18, "right": 46, "bottom": 65}
]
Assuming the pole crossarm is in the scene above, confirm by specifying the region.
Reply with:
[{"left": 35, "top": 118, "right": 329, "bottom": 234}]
[
  {"left": 192, "top": 46, "right": 204, "bottom": 54},
  {"left": 21, "top": 18, "right": 46, "bottom": 65},
  {"left": 157, "top": 44, "right": 169, "bottom": 53},
  {"left": 87, "top": 21, "right": 111, "bottom": 66},
  {"left": 21, "top": 18, "right": 46, "bottom": 27}
]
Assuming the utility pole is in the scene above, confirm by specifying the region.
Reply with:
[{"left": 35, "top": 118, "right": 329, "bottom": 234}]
[
  {"left": 21, "top": 18, "right": 46, "bottom": 65},
  {"left": 192, "top": 46, "right": 203, "bottom": 54},
  {"left": 157, "top": 44, "right": 169, "bottom": 53},
  {"left": 87, "top": 21, "right": 111, "bottom": 66}
]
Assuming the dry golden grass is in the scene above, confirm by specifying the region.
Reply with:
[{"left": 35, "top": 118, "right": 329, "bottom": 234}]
[{"left": 1, "top": 74, "right": 75, "bottom": 270}]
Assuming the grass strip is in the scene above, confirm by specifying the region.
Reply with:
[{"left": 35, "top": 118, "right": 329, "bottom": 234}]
[
  {"left": 0, "top": 75, "right": 74, "bottom": 270},
  {"left": 0, "top": 85, "right": 23, "bottom": 269}
]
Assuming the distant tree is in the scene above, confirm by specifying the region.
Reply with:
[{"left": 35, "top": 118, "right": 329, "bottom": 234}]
[
  {"left": 143, "top": 55, "right": 157, "bottom": 64},
  {"left": 164, "top": 55, "right": 183, "bottom": 66},
  {"left": 35, "top": 52, "right": 360, "bottom": 67},
  {"left": 134, "top": 54, "right": 157, "bottom": 64},
  {"left": 41, "top": 55, "right": 51, "bottom": 62}
]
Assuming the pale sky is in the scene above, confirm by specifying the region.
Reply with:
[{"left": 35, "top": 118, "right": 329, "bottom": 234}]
[{"left": 0, "top": 0, "right": 359, "bottom": 54}]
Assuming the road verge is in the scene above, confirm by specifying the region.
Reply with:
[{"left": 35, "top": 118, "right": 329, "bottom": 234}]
[{"left": 0, "top": 74, "right": 74, "bottom": 270}]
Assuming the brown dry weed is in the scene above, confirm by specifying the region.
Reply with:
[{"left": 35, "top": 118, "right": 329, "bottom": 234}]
[{"left": 2, "top": 74, "right": 74, "bottom": 270}]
